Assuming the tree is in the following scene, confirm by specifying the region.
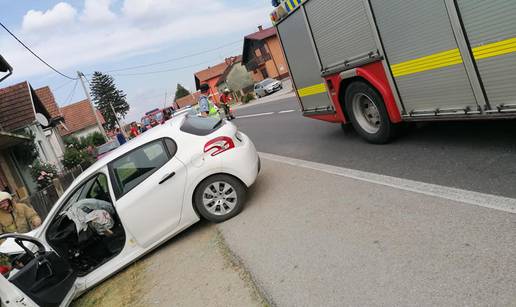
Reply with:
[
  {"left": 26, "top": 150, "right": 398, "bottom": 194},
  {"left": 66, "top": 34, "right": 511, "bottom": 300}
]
[
  {"left": 174, "top": 83, "right": 191, "bottom": 102},
  {"left": 90, "top": 71, "right": 130, "bottom": 130}
]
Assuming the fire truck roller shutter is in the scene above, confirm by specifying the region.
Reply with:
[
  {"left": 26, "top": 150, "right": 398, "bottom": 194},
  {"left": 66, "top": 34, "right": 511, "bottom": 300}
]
[
  {"left": 456, "top": 1, "right": 516, "bottom": 112},
  {"left": 277, "top": 6, "right": 334, "bottom": 113},
  {"left": 304, "top": 0, "right": 378, "bottom": 71},
  {"left": 369, "top": 0, "right": 481, "bottom": 115}
]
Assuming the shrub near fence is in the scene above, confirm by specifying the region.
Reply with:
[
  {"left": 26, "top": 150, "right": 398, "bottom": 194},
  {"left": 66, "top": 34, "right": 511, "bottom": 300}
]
[{"left": 28, "top": 165, "right": 83, "bottom": 220}]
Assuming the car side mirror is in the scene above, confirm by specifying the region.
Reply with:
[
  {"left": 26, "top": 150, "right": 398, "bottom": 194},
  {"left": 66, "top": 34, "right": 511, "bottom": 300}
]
[{"left": 0, "top": 55, "right": 13, "bottom": 83}]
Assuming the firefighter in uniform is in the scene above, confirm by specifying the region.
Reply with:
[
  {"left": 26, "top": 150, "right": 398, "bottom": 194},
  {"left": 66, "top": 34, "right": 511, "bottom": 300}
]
[
  {"left": 0, "top": 191, "right": 42, "bottom": 274},
  {"left": 0, "top": 191, "right": 42, "bottom": 236},
  {"left": 219, "top": 88, "right": 235, "bottom": 120}
]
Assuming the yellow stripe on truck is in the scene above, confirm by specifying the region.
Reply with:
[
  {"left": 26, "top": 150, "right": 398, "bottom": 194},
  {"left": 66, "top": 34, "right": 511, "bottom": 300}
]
[
  {"left": 391, "top": 49, "right": 463, "bottom": 77},
  {"left": 390, "top": 37, "right": 516, "bottom": 78},
  {"left": 295, "top": 37, "right": 516, "bottom": 98},
  {"left": 472, "top": 37, "right": 516, "bottom": 60},
  {"left": 298, "top": 83, "right": 327, "bottom": 97}
]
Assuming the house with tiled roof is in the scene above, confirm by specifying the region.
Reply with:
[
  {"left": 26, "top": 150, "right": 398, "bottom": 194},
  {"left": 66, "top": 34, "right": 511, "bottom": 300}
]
[
  {"left": 34, "top": 86, "right": 66, "bottom": 162},
  {"left": 59, "top": 99, "right": 105, "bottom": 139},
  {"left": 175, "top": 91, "right": 201, "bottom": 109},
  {"left": 35, "top": 86, "right": 63, "bottom": 120},
  {"left": 194, "top": 60, "right": 231, "bottom": 103},
  {"left": 242, "top": 26, "right": 289, "bottom": 82},
  {"left": 216, "top": 55, "right": 255, "bottom": 96},
  {"left": 0, "top": 81, "right": 63, "bottom": 197}
]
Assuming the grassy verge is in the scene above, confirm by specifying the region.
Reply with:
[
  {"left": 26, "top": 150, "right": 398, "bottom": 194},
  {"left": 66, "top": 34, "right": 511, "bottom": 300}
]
[
  {"left": 71, "top": 260, "right": 147, "bottom": 307},
  {"left": 213, "top": 229, "right": 272, "bottom": 307}
]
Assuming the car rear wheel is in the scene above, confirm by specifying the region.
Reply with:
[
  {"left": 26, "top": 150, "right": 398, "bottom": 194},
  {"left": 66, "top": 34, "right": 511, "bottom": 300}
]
[
  {"left": 194, "top": 174, "right": 246, "bottom": 223},
  {"left": 345, "top": 81, "right": 394, "bottom": 144}
]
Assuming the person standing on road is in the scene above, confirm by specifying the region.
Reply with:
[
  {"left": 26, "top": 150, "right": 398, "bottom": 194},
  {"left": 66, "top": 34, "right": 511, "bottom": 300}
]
[
  {"left": 220, "top": 88, "right": 235, "bottom": 120},
  {"left": 115, "top": 128, "right": 126, "bottom": 145},
  {"left": 0, "top": 191, "right": 42, "bottom": 237},
  {"left": 198, "top": 84, "right": 219, "bottom": 118},
  {"left": 130, "top": 123, "right": 139, "bottom": 138}
]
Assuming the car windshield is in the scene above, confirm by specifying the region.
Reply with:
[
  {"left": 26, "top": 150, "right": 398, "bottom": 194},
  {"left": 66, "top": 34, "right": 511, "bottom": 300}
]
[{"left": 261, "top": 79, "right": 275, "bottom": 86}]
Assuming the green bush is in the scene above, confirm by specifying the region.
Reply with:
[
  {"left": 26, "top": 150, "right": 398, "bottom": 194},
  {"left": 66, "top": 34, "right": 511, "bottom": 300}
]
[
  {"left": 63, "top": 136, "right": 85, "bottom": 150},
  {"left": 63, "top": 148, "right": 94, "bottom": 170},
  {"left": 29, "top": 160, "right": 58, "bottom": 190},
  {"left": 82, "top": 132, "right": 106, "bottom": 147},
  {"left": 242, "top": 93, "right": 255, "bottom": 104}
]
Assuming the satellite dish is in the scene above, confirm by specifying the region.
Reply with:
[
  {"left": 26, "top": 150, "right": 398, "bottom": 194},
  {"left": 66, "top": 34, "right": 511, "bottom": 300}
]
[{"left": 35, "top": 113, "right": 50, "bottom": 127}]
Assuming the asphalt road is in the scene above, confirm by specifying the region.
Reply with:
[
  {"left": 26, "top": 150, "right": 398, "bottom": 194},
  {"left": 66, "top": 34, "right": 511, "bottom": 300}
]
[
  {"left": 232, "top": 96, "right": 516, "bottom": 198},
  {"left": 219, "top": 159, "right": 516, "bottom": 306}
]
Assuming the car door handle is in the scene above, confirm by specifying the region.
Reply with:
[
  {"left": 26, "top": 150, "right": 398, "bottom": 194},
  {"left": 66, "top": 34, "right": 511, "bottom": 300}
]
[{"left": 159, "top": 172, "right": 176, "bottom": 185}]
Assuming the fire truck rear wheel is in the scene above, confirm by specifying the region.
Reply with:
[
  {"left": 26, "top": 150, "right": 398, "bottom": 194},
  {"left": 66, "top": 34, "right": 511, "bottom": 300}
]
[{"left": 345, "top": 81, "right": 393, "bottom": 144}]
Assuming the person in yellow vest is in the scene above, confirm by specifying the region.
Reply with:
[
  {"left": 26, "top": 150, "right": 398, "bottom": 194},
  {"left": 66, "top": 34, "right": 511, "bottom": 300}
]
[
  {"left": 198, "top": 84, "right": 220, "bottom": 118},
  {"left": 0, "top": 191, "right": 41, "bottom": 236}
]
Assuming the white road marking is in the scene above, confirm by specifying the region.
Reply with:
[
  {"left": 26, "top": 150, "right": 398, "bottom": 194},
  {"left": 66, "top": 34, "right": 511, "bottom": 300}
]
[
  {"left": 259, "top": 152, "right": 516, "bottom": 214},
  {"left": 278, "top": 109, "right": 295, "bottom": 114},
  {"left": 238, "top": 112, "right": 274, "bottom": 119}
]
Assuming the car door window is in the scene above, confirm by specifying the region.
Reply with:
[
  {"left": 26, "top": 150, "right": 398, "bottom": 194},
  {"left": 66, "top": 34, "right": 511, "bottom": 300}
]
[
  {"left": 85, "top": 174, "right": 111, "bottom": 202},
  {"left": 110, "top": 139, "right": 172, "bottom": 197}
]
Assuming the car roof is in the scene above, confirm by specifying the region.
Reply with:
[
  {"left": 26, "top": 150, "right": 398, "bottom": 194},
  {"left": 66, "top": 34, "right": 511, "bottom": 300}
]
[{"left": 75, "top": 115, "right": 186, "bottom": 182}]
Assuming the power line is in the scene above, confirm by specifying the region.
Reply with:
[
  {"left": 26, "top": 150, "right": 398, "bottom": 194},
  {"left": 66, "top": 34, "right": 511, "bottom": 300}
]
[
  {"left": 102, "top": 39, "right": 243, "bottom": 73},
  {"left": 111, "top": 45, "right": 243, "bottom": 78},
  {"left": 112, "top": 58, "right": 217, "bottom": 77},
  {"left": 0, "top": 21, "right": 78, "bottom": 80},
  {"left": 64, "top": 79, "right": 79, "bottom": 105},
  {"left": 52, "top": 80, "right": 75, "bottom": 92}
]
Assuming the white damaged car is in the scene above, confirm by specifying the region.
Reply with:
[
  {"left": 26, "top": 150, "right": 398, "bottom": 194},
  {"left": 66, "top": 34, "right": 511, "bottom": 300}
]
[{"left": 0, "top": 114, "right": 260, "bottom": 307}]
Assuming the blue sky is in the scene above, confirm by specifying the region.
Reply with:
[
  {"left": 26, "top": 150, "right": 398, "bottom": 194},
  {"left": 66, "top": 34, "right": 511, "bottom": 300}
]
[{"left": 0, "top": 0, "right": 272, "bottom": 122}]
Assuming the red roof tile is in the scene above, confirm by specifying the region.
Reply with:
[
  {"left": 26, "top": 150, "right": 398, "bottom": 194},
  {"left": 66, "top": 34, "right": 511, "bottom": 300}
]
[
  {"left": 0, "top": 82, "right": 37, "bottom": 131},
  {"left": 244, "top": 27, "right": 276, "bottom": 41},
  {"left": 35, "top": 86, "right": 61, "bottom": 119},
  {"left": 175, "top": 92, "right": 200, "bottom": 109},
  {"left": 59, "top": 99, "right": 105, "bottom": 136},
  {"left": 194, "top": 61, "right": 229, "bottom": 83}
]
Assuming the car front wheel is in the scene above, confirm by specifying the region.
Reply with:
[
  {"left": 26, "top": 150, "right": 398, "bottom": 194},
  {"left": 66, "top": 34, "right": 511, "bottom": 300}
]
[{"left": 194, "top": 174, "right": 246, "bottom": 223}]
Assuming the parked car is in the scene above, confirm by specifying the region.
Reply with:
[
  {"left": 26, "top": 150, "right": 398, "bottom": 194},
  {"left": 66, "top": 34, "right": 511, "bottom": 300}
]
[
  {"left": 95, "top": 139, "right": 120, "bottom": 160},
  {"left": 254, "top": 78, "right": 282, "bottom": 98},
  {"left": 0, "top": 114, "right": 260, "bottom": 307}
]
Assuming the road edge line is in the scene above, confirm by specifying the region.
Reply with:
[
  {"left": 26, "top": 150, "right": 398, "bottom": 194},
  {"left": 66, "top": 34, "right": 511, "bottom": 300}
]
[
  {"left": 238, "top": 112, "right": 274, "bottom": 119},
  {"left": 259, "top": 152, "right": 516, "bottom": 214}
]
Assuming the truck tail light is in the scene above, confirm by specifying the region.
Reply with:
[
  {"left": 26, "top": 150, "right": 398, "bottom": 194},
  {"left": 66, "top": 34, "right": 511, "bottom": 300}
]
[{"left": 204, "top": 136, "right": 235, "bottom": 156}]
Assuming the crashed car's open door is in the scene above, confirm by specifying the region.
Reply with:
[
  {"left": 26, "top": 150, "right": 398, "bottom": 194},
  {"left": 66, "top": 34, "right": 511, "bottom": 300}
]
[
  {"left": 1, "top": 273, "right": 39, "bottom": 307},
  {"left": 0, "top": 234, "right": 77, "bottom": 307}
]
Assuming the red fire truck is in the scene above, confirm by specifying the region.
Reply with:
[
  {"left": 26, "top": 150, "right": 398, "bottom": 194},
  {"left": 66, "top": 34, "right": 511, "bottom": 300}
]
[{"left": 271, "top": 0, "right": 516, "bottom": 143}]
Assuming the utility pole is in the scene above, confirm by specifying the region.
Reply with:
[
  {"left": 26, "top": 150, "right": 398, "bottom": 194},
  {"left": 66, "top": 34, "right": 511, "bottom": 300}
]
[
  {"left": 108, "top": 102, "right": 123, "bottom": 130},
  {"left": 77, "top": 71, "right": 107, "bottom": 138}
]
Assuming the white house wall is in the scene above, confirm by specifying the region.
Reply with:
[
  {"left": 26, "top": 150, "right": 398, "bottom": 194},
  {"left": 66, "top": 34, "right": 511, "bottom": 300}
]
[{"left": 71, "top": 125, "right": 103, "bottom": 140}]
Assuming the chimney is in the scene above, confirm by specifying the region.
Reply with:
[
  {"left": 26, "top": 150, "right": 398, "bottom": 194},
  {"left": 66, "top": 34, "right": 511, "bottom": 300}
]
[{"left": 258, "top": 25, "right": 263, "bottom": 31}]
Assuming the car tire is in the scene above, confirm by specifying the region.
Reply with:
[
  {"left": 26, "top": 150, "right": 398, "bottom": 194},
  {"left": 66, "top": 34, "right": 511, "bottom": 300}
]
[
  {"left": 344, "top": 81, "right": 394, "bottom": 144},
  {"left": 194, "top": 174, "right": 247, "bottom": 223}
]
